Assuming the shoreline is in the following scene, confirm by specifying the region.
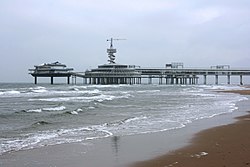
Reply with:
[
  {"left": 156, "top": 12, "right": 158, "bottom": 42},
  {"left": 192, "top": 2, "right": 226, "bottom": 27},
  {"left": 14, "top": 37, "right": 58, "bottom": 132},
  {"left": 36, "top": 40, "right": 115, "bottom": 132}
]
[
  {"left": 131, "top": 112, "right": 250, "bottom": 167},
  {"left": 1, "top": 89, "right": 250, "bottom": 167},
  {"left": 131, "top": 89, "right": 250, "bottom": 167}
]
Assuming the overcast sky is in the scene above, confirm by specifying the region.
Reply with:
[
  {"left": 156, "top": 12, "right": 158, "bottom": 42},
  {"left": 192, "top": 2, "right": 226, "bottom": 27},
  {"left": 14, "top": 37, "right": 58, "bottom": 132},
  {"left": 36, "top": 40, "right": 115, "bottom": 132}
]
[{"left": 0, "top": 0, "right": 250, "bottom": 82}]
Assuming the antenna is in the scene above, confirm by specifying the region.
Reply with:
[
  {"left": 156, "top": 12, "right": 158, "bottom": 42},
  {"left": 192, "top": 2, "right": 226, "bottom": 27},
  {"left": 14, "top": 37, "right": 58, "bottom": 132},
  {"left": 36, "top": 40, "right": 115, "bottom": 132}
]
[{"left": 106, "top": 38, "right": 126, "bottom": 64}]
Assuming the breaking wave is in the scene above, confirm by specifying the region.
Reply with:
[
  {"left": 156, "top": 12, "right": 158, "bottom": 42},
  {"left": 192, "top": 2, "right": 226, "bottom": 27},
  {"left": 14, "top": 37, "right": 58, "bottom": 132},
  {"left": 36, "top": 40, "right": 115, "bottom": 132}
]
[
  {"left": 20, "top": 106, "right": 66, "bottom": 113},
  {"left": 28, "top": 93, "right": 131, "bottom": 102}
]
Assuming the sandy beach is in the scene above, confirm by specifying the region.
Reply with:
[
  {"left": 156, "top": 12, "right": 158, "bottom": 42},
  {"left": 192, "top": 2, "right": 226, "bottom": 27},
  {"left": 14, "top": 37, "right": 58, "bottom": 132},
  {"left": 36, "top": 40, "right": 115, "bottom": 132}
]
[{"left": 132, "top": 89, "right": 250, "bottom": 167}]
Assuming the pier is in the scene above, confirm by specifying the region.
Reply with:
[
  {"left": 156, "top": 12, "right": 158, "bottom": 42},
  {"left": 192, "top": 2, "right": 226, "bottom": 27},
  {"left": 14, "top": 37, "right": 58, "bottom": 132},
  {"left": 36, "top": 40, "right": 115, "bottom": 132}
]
[
  {"left": 29, "top": 39, "right": 250, "bottom": 85},
  {"left": 29, "top": 62, "right": 74, "bottom": 84},
  {"left": 77, "top": 65, "right": 250, "bottom": 85},
  {"left": 136, "top": 66, "right": 250, "bottom": 85},
  {"left": 76, "top": 39, "right": 250, "bottom": 85}
]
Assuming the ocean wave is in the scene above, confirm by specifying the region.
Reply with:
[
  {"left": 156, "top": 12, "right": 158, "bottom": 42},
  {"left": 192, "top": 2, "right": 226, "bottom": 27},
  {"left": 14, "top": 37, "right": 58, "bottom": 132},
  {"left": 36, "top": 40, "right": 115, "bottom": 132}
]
[
  {"left": 63, "top": 108, "right": 84, "bottom": 115},
  {"left": 42, "top": 106, "right": 66, "bottom": 111},
  {"left": 76, "top": 108, "right": 83, "bottom": 112},
  {"left": 32, "top": 121, "right": 51, "bottom": 126},
  {"left": 124, "top": 116, "right": 148, "bottom": 123},
  {"left": 0, "top": 90, "right": 21, "bottom": 96},
  {"left": 31, "top": 89, "right": 48, "bottom": 93},
  {"left": 25, "top": 109, "right": 42, "bottom": 113},
  {"left": 102, "top": 116, "right": 148, "bottom": 129},
  {"left": 87, "top": 85, "right": 129, "bottom": 88},
  {"left": 0, "top": 86, "right": 102, "bottom": 98},
  {"left": 0, "top": 115, "right": 157, "bottom": 155},
  {"left": 136, "top": 90, "right": 161, "bottom": 93},
  {"left": 204, "top": 85, "right": 247, "bottom": 90},
  {"left": 21, "top": 106, "right": 66, "bottom": 113},
  {"left": 66, "top": 111, "right": 79, "bottom": 115},
  {"left": 28, "top": 93, "right": 131, "bottom": 102},
  {"left": 0, "top": 125, "right": 113, "bottom": 155},
  {"left": 29, "top": 89, "right": 101, "bottom": 96},
  {"left": 69, "top": 86, "right": 87, "bottom": 90}
]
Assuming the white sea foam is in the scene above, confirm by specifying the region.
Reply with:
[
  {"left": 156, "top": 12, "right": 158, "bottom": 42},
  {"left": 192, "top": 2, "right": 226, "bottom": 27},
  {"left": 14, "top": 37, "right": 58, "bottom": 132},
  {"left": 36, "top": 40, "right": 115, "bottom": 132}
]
[
  {"left": 26, "top": 109, "right": 42, "bottom": 113},
  {"left": 69, "top": 86, "right": 87, "bottom": 90},
  {"left": 1, "top": 87, "right": 102, "bottom": 98},
  {"left": 76, "top": 108, "right": 83, "bottom": 112},
  {"left": 136, "top": 90, "right": 161, "bottom": 93},
  {"left": 32, "top": 89, "right": 48, "bottom": 93},
  {"left": 42, "top": 106, "right": 66, "bottom": 111},
  {"left": 87, "top": 85, "right": 127, "bottom": 88},
  {"left": 0, "top": 90, "right": 21, "bottom": 96},
  {"left": 124, "top": 116, "right": 147, "bottom": 123},
  {"left": 28, "top": 93, "right": 130, "bottom": 102},
  {"left": 206, "top": 85, "right": 247, "bottom": 90},
  {"left": 69, "top": 111, "right": 78, "bottom": 115},
  {"left": 0, "top": 126, "right": 112, "bottom": 155}
]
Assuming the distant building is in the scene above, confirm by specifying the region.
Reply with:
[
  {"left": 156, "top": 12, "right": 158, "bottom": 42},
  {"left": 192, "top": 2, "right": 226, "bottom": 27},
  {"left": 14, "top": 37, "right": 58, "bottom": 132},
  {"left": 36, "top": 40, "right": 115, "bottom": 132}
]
[{"left": 29, "top": 62, "right": 74, "bottom": 84}]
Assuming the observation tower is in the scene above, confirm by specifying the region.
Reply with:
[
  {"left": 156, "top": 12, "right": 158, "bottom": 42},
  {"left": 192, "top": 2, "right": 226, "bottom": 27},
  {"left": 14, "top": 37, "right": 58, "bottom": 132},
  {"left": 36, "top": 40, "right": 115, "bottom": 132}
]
[{"left": 84, "top": 38, "right": 141, "bottom": 84}]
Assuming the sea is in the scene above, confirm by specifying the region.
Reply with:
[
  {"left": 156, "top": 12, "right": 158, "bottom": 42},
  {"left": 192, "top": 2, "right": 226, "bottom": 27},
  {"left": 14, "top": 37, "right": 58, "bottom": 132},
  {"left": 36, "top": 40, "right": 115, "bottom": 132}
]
[{"left": 0, "top": 83, "right": 248, "bottom": 156}]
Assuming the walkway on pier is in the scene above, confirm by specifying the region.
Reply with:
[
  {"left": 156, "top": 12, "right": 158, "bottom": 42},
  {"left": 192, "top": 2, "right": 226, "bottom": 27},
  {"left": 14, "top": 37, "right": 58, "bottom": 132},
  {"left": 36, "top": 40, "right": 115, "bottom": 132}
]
[
  {"left": 138, "top": 67, "right": 250, "bottom": 85},
  {"left": 71, "top": 67, "right": 250, "bottom": 85}
]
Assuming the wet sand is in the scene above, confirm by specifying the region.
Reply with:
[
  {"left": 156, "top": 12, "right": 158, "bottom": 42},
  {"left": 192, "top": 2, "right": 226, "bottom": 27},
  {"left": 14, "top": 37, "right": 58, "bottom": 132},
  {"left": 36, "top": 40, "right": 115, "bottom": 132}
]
[
  {"left": 132, "top": 113, "right": 250, "bottom": 167},
  {"left": 132, "top": 89, "right": 250, "bottom": 167},
  {"left": 220, "top": 89, "right": 250, "bottom": 95}
]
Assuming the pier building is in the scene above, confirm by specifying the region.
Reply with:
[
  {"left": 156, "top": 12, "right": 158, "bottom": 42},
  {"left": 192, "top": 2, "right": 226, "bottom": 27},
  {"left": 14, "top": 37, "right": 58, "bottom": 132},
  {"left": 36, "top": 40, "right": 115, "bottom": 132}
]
[
  {"left": 84, "top": 38, "right": 141, "bottom": 84},
  {"left": 29, "top": 62, "right": 74, "bottom": 84}
]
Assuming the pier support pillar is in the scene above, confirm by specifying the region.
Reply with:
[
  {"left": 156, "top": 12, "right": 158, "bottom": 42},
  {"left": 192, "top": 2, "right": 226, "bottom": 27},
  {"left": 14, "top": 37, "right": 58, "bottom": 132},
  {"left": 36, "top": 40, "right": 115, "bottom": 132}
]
[
  {"left": 180, "top": 78, "right": 183, "bottom": 85},
  {"left": 67, "top": 76, "right": 70, "bottom": 84},
  {"left": 51, "top": 77, "right": 54, "bottom": 85},
  {"left": 34, "top": 77, "right": 37, "bottom": 84},
  {"left": 227, "top": 75, "right": 231, "bottom": 85},
  {"left": 192, "top": 77, "right": 195, "bottom": 84},
  {"left": 184, "top": 78, "right": 187, "bottom": 85},
  {"left": 176, "top": 78, "right": 179, "bottom": 84},
  {"left": 203, "top": 75, "right": 207, "bottom": 85},
  {"left": 240, "top": 75, "right": 243, "bottom": 85},
  {"left": 171, "top": 77, "right": 174, "bottom": 84},
  {"left": 148, "top": 77, "right": 152, "bottom": 84},
  {"left": 215, "top": 75, "right": 218, "bottom": 85},
  {"left": 159, "top": 77, "right": 162, "bottom": 85}
]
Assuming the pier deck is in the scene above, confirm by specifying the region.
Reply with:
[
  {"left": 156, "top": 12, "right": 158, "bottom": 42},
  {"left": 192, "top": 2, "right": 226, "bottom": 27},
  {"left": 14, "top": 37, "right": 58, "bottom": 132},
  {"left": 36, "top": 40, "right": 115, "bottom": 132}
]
[{"left": 73, "top": 67, "right": 250, "bottom": 85}]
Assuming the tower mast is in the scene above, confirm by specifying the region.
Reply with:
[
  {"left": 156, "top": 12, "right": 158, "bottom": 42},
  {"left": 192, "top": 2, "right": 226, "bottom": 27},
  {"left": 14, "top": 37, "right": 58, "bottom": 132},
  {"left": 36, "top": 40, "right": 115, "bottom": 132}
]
[{"left": 106, "top": 38, "right": 126, "bottom": 64}]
